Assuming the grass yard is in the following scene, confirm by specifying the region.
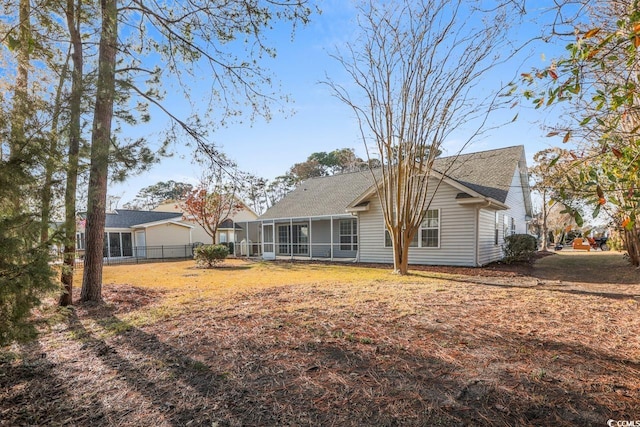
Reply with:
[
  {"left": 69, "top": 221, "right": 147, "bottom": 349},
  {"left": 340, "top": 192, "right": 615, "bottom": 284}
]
[{"left": 1, "top": 255, "right": 639, "bottom": 426}]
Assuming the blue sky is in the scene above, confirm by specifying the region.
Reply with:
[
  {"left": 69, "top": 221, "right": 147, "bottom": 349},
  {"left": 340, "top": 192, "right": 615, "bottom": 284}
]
[{"left": 111, "top": 1, "right": 571, "bottom": 206}]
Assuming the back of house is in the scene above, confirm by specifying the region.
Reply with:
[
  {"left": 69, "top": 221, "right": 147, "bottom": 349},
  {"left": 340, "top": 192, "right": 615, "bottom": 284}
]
[{"left": 254, "top": 145, "right": 532, "bottom": 267}]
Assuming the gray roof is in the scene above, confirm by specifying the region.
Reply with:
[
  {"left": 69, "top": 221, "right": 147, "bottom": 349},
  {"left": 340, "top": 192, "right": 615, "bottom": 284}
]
[
  {"left": 259, "top": 170, "right": 377, "bottom": 219},
  {"left": 433, "top": 145, "right": 525, "bottom": 203},
  {"left": 105, "top": 209, "right": 182, "bottom": 228},
  {"left": 259, "top": 145, "right": 527, "bottom": 219}
]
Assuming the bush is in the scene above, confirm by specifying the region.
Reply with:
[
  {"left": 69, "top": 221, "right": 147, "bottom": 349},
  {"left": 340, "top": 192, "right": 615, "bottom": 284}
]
[
  {"left": 194, "top": 244, "right": 229, "bottom": 268},
  {"left": 502, "top": 234, "right": 538, "bottom": 264}
]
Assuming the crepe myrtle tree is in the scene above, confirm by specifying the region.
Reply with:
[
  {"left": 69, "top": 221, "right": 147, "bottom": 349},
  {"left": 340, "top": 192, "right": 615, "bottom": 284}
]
[
  {"left": 327, "top": 0, "right": 523, "bottom": 274},
  {"left": 181, "top": 155, "right": 243, "bottom": 245}
]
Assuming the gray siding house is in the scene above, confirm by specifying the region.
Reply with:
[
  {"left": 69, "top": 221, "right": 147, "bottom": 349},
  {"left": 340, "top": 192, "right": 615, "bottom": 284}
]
[{"left": 246, "top": 145, "right": 532, "bottom": 267}]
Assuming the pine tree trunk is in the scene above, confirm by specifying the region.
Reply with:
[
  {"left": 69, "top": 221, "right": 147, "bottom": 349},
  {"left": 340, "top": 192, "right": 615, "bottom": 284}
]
[
  {"left": 60, "top": 0, "right": 84, "bottom": 306},
  {"left": 81, "top": 0, "right": 117, "bottom": 303}
]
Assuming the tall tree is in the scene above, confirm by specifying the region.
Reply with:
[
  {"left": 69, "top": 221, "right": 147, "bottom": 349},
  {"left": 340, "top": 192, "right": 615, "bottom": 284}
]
[
  {"left": 124, "top": 180, "right": 194, "bottom": 211},
  {"left": 59, "top": 0, "right": 85, "bottom": 306},
  {"left": 0, "top": 0, "right": 57, "bottom": 343},
  {"left": 81, "top": 0, "right": 118, "bottom": 303},
  {"left": 80, "top": 0, "right": 313, "bottom": 302},
  {"left": 327, "top": 0, "right": 521, "bottom": 274}
]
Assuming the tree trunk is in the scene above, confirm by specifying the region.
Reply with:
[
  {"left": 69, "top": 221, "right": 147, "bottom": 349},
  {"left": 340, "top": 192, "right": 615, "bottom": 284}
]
[
  {"left": 9, "top": 0, "right": 30, "bottom": 214},
  {"left": 539, "top": 190, "right": 549, "bottom": 252},
  {"left": 60, "top": 0, "right": 84, "bottom": 306},
  {"left": 81, "top": 0, "right": 117, "bottom": 303},
  {"left": 391, "top": 228, "right": 411, "bottom": 275}
]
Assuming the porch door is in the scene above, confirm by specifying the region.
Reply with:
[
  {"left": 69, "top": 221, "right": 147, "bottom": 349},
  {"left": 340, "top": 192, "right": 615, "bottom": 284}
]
[
  {"left": 262, "top": 223, "right": 275, "bottom": 260},
  {"left": 135, "top": 231, "right": 146, "bottom": 258}
]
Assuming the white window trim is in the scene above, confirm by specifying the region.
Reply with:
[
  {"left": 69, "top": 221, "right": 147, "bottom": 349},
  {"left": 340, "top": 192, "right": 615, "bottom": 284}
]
[
  {"left": 383, "top": 208, "right": 440, "bottom": 249},
  {"left": 339, "top": 219, "right": 358, "bottom": 251},
  {"left": 420, "top": 208, "right": 441, "bottom": 249}
]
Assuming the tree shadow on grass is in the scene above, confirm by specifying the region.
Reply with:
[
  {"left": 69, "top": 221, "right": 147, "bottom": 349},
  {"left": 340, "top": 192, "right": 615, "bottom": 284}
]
[
  {"left": 4, "top": 300, "right": 634, "bottom": 426},
  {"left": 68, "top": 310, "right": 227, "bottom": 426},
  {"left": 79, "top": 303, "right": 634, "bottom": 426},
  {"left": 0, "top": 338, "right": 109, "bottom": 425}
]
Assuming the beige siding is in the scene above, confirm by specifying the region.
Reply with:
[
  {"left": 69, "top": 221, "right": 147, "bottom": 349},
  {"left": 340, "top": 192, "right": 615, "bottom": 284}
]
[
  {"left": 144, "top": 223, "right": 192, "bottom": 247},
  {"left": 358, "top": 181, "right": 478, "bottom": 266},
  {"left": 231, "top": 207, "right": 258, "bottom": 222},
  {"left": 179, "top": 220, "right": 213, "bottom": 244}
]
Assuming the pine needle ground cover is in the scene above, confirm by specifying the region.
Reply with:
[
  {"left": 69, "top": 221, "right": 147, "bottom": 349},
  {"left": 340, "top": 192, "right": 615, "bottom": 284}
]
[{"left": 1, "top": 253, "right": 639, "bottom": 426}]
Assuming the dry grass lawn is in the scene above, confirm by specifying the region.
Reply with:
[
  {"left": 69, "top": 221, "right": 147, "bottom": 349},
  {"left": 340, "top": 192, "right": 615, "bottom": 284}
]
[{"left": 1, "top": 254, "right": 639, "bottom": 426}]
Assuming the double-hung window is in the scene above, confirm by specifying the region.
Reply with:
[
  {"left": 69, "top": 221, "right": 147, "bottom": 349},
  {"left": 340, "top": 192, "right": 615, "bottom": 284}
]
[
  {"left": 421, "top": 209, "right": 440, "bottom": 247},
  {"left": 384, "top": 209, "right": 440, "bottom": 248},
  {"left": 339, "top": 219, "right": 358, "bottom": 251}
]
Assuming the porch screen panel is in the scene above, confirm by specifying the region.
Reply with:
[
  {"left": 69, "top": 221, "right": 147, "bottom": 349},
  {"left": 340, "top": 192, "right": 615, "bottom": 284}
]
[
  {"left": 292, "top": 224, "right": 308, "bottom": 255},
  {"left": 109, "top": 233, "right": 121, "bottom": 257},
  {"left": 121, "top": 233, "right": 133, "bottom": 256},
  {"left": 278, "top": 225, "right": 290, "bottom": 255}
]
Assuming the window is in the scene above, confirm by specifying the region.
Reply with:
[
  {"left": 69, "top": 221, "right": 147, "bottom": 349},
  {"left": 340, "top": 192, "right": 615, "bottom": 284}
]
[
  {"left": 76, "top": 232, "right": 85, "bottom": 250},
  {"left": 511, "top": 217, "right": 516, "bottom": 235},
  {"left": 421, "top": 209, "right": 440, "bottom": 248},
  {"left": 339, "top": 219, "right": 358, "bottom": 251},
  {"left": 494, "top": 212, "right": 500, "bottom": 245},
  {"left": 103, "top": 232, "right": 133, "bottom": 257},
  {"left": 383, "top": 209, "right": 439, "bottom": 248},
  {"left": 504, "top": 214, "right": 510, "bottom": 238},
  {"left": 384, "top": 229, "right": 418, "bottom": 247}
]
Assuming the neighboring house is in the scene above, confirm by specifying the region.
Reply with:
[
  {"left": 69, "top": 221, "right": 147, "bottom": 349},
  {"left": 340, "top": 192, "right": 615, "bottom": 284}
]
[
  {"left": 153, "top": 200, "right": 259, "bottom": 245},
  {"left": 252, "top": 145, "right": 532, "bottom": 267},
  {"left": 76, "top": 200, "right": 258, "bottom": 259}
]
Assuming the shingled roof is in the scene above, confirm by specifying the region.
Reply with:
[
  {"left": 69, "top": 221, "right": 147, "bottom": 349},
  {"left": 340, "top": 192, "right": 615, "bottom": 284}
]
[
  {"left": 259, "top": 145, "right": 527, "bottom": 220},
  {"left": 105, "top": 209, "right": 183, "bottom": 228},
  {"left": 433, "top": 145, "right": 525, "bottom": 203}
]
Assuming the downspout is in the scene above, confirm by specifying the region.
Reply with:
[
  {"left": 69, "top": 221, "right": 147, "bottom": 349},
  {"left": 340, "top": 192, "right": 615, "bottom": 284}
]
[
  {"left": 308, "top": 217, "right": 312, "bottom": 260},
  {"left": 330, "top": 215, "right": 334, "bottom": 261},
  {"left": 352, "top": 212, "right": 360, "bottom": 263}
]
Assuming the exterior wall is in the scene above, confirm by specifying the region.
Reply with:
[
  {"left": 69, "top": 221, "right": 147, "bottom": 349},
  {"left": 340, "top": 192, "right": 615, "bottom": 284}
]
[
  {"left": 232, "top": 207, "right": 259, "bottom": 222},
  {"left": 477, "top": 208, "right": 502, "bottom": 266},
  {"left": 180, "top": 220, "right": 213, "bottom": 244},
  {"left": 503, "top": 165, "right": 529, "bottom": 234},
  {"left": 477, "top": 165, "right": 531, "bottom": 265},
  {"left": 143, "top": 223, "right": 192, "bottom": 247},
  {"left": 358, "top": 181, "right": 478, "bottom": 266}
]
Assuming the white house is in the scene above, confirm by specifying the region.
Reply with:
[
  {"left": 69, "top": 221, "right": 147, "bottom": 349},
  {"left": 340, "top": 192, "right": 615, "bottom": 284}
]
[{"left": 247, "top": 145, "right": 532, "bottom": 267}]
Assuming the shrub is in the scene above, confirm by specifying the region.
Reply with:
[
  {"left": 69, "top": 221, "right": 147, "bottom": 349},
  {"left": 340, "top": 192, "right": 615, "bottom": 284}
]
[
  {"left": 502, "top": 234, "right": 537, "bottom": 264},
  {"left": 194, "top": 244, "right": 229, "bottom": 268}
]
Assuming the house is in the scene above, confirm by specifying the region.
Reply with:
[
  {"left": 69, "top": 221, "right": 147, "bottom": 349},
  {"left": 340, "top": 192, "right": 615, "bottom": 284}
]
[
  {"left": 153, "top": 200, "right": 258, "bottom": 245},
  {"left": 248, "top": 145, "right": 532, "bottom": 267},
  {"left": 76, "top": 200, "right": 258, "bottom": 259}
]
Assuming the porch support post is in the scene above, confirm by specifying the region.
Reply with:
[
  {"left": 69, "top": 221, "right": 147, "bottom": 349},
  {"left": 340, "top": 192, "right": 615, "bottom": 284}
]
[
  {"left": 308, "top": 217, "right": 312, "bottom": 259},
  {"left": 290, "top": 218, "right": 293, "bottom": 259},
  {"left": 330, "top": 215, "right": 334, "bottom": 261}
]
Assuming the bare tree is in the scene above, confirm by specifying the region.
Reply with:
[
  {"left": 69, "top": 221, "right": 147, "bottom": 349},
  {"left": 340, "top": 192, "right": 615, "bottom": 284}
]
[
  {"left": 327, "top": 0, "right": 522, "bottom": 274},
  {"left": 180, "top": 157, "right": 242, "bottom": 244}
]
